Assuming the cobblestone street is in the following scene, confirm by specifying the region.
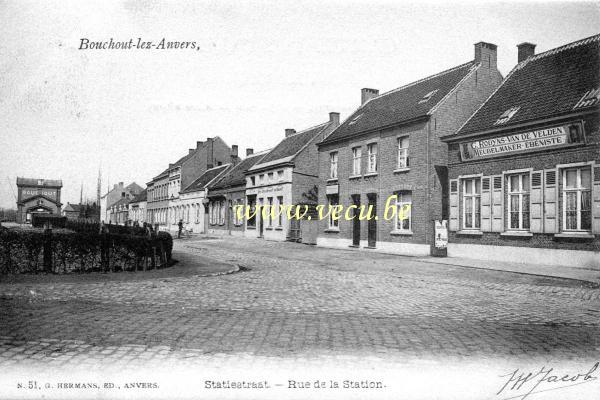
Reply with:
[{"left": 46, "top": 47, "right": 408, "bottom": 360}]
[{"left": 1, "top": 236, "right": 599, "bottom": 399}]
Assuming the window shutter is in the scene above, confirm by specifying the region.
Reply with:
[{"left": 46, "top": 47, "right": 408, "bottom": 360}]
[
  {"left": 593, "top": 165, "right": 600, "bottom": 234},
  {"left": 481, "top": 176, "right": 492, "bottom": 232},
  {"left": 543, "top": 169, "right": 558, "bottom": 233},
  {"left": 491, "top": 175, "right": 504, "bottom": 232},
  {"left": 530, "top": 171, "right": 543, "bottom": 233},
  {"left": 449, "top": 179, "right": 459, "bottom": 231}
]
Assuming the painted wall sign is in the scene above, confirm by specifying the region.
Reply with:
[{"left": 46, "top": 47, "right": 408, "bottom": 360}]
[
  {"left": 460, "top": 122, "right": 585, "bottom": 161},
  {"left": 20, "top": 188, "right": 58, "bottom": 200},
  {"left": 246, "top": 185, "right": 286, "bottom": 196},
  {"left": 326, "top": 184, "right": 339, "bottom": 195}
]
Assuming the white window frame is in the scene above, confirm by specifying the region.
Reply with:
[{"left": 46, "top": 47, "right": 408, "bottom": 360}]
[
  {"left": 462, "top": 177, "right": 481, "bottom": 230},
  {"left": 562, "top": 166, "right": 592, "bottom": 232},
  {"left": 507, "top": 173, "right": 531, "bottom": 231},
  {"left": 267, "top": 197, "right": 273, "bottom": 227},
  {"left": 367, "top": 143, "right": 377, "bottom": 173},
  {"left": 397, "top": 136, "right": 409, "bottom": 169},
  {"left": 352, "top": 147, "right": 361, "bottom": 176},
  {"left": 395, "top": 192, "right": 412, "bottom": 232},
  {"left": 330, "top": 152, "right": 338, "bottom": 179}
]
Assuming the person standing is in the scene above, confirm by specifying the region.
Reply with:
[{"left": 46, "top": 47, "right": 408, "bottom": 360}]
[{"left": 178, "top": 219, "right": 183, "bottom": 239}]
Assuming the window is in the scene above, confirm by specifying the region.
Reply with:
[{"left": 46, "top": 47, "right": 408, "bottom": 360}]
[
  {"left": 277, "top": 196, "right": 283, "bottom": 227},
  {"left": 277, "top": 170, "right": 284, "bottom": 181},
  {"left": 395, "top": 192, "right": 412, "bottom": 232},
  {"left": 259, "top": 174, "right": 264, "bottom": 183},
  {"left": 268, "top": 172, "right": 274, "bottom": 182},
  {"left": 267, "top": 197, "right": 273, "bottom": 227},
  {"left": 233, "top": 200, "right": 243, "bottom": 226},
  {"left": 250, "top": 176, "right": 256, "bottom": 186},
  {"left": 247, "top": 197, "right": 256, "bottom": 227},
  {"left": 508, "top": 174, "right": 530, "bottom": 230},
  {"left": 329, "top": 152, "right": 338, "bottom": 179},
  {"left": 463, "top": 178, "right": 481, "bottom": 229},
  {"left": 397, "top": 136, "right": 409, "bottom": 169},
  {"left": 562, "top": 167, "right": 592, "bottom": 231},
  {"left": 418, "top": 89, "right": 438, "bottom": 103},
  {"left": 327, "top": 194, "right": 339, "bottom": 229},
  {"left": 352, "top": 147, "right": 361, "bottom": 176},
  {"left": 494, "top": 106, "right": 520, "bottom": 125},
  {"left": 367, "top": 143, "right": 377, "bottom": 173}
]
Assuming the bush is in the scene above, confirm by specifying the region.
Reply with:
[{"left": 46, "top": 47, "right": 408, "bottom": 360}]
[
  {"left": 31, "top": 214, "right": 66, "bottom": 228},
  {"left": 0, "top": 228, "right": 173, "bottom": 275}
]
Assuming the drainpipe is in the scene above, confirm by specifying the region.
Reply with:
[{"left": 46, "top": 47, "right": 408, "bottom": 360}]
[{"left": 426, "top": 119, "right": 431, "bottom": 247}]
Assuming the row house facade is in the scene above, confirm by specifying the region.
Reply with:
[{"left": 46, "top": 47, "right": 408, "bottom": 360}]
[
  {"left": 109, "top": 197, "right": 131, "bottom": 225},
  {"left": 100, "top": 182, "right": 143, "bottom": 223},
  {"left": 207, "top": 149, "right": 267, "bottom": 236},
  {"left": 179, "top": 163, "right": 231, "bottom": 233},
  {"left": 245, "top": 113, "right": 340, "bottom": 242},
  {"left": 443, "top": 35, "right": 600, "bottom": 268},
  {"left": 128, "top": 189, "right": 147, "bottom": 225},
  {"left": 316, "top": 42, "right": 503, "bottom": 256},
  {"left": 146, "top": 137, "right": 238, "bottom": 230}
]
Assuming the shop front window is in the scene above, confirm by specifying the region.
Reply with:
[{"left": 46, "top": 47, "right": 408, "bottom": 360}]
[
  {"left": 395, "top": 191, "right": 412, "bottom": 232},
  {"left": 463, "top": 178, "right": 481, "bottom": 229},
  {"left": 327, "top": 194, "right": 339, "bottom": 229},
  {"left": 562, "top": 167, "right": 591, "bottom": 231},
  {"left": 247, "top": 197, "right": 256, "bottom": 228},
  {"left": 508, "top": 174, "right": 530, "bottom": 230}
]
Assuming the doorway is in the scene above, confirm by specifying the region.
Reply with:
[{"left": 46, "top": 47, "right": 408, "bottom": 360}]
[
  {"left": 351, "top": 194, "right": 360, "bottom": 247},
  {"left": 367, "top": 193, "right": 377, "bottom": 248}
]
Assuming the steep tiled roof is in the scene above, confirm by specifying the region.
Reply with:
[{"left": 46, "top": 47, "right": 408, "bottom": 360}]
[
  {"left": 321, "top": 61, "right": 477, "bottom": 144},
  {"left": 181, "top": 164, "right": 230, "bottom": 193},
  {"left": 253, "top": 122, "right": 333, "bottom": 166},
  {"left": 111, "top": 197, "right": 131, "bottom": 208},
  {"left": 130, "top": 189, "right": 147, "bottom": 203},
  {"left": 209, "top": 153, "right": 267, "bottom": 190},
  {"left": 452, "top": 34, "right": 600, "bottom": 138},
  {"left": 63, "top": 203, "right": 83, "bottom": 212}
]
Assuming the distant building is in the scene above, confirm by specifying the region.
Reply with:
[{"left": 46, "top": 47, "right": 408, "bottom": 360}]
[
  {"left": 128, "top": 189, "right": 147, "bottom": 225},
  {"left": 16, "top": 177, "right": 63, "bottom": 223},
  {"left": 109, "top": 197, "right": 131, "bottom": 225},
  {"left": 62, "top": 203, "right": 83, "bottom": 220},
  {"left": 100, "top": 182, "right": 143, "bottom": 223}
]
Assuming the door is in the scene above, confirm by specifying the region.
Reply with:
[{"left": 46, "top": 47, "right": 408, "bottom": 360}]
[
  {"left": 367, "top": 193, "right": 377, "bottom": 248},
  {"left": 352, "top": 195, "right": 360, "bottom": 247},
  {"left": 258, "top": 198, "right": 264, "bottom": 238}
]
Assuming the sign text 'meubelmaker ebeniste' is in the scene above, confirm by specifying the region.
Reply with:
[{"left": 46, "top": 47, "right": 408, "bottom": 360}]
[{"left": 459, "top": 122, "right": 585, "bottom": 161}]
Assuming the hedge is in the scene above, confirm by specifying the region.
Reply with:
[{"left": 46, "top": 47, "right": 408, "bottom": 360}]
[{"left": 0, "top": 228, "right": 173, "bottom": 275}]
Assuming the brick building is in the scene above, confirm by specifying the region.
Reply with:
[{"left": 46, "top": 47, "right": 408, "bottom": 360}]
[
  {"left": 128, "top": 189, "right": 147, "bottom": 225},
  {"left": 16, "top": 177, "right": 63, "bottom": 223},
  {"left": 443, "top": 35, "right": 600, "bottom": 268},
  {"left": 62, "top": 203, "right": 83, "bottom": 220},
  {"left": 100, "top": 182, "right": 143, "bottom": 223},
  {"left": 180, "top": 163, "right": 231, "bottom": 234},
  {"left": 245, "top": 113, "right": 339, "bottom": 241},
  {"left": 206, "top": 149, "right": 268, "bottom": 236},
  {"left": 146, "top": 137, "right": 237, "bottom": 230},
  {"left": 316, "top": 42, "right": 503, "bottom": 255}
]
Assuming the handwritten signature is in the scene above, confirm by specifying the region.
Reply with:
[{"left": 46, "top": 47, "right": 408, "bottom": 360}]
[{"left": 496, "top": 362, "right": 598, "bottom": 400}]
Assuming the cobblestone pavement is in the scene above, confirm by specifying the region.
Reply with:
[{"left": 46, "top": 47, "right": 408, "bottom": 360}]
[{"left": 1, "top": 236, "right": 599, "bottom": 370}]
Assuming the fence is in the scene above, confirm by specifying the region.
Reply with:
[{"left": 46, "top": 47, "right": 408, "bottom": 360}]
[{"left": 0, "top": 227, "right": 173, "bottom": 275}]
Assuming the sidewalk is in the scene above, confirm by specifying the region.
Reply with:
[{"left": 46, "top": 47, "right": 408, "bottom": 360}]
[{"left": 412, "top": 255, "right": 600, "bottom": 285}]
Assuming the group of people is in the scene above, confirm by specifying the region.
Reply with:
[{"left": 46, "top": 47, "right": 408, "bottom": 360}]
[{"left": 99, "top": 219, "right": 187, "bottom": 239}]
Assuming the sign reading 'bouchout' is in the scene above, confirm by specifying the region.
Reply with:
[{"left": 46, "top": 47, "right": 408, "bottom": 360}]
[{"left": 460, "top": 122, "right": 585, "bottom": 161}]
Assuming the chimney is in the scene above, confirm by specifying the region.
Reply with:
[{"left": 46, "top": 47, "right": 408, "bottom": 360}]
[
  {"left": 474, "top": 42, "right": 497, "bottom": 69},
  {"left": 329, "top": 112, "right": 340, "bottom": 127},
  {"left": 361, "top": 88, "right": 379, "bottom": 105},
  {"left": 189, "top": 148, "right": 194, "bottom": 155},
  {"left": 196, "top": 140, "right": 204, "bottom": 149},
  {"left": 246, "top": 148, "right": 254, "bottom": 156},
  {"left": 285, "top": 129, "right": 296, "bottom": 137},
  {"left": 231, "top": 145, "right": 238, "bottom": 157},
  {"left": 517, "top": 42, "right": 536, "bottom": 63}
]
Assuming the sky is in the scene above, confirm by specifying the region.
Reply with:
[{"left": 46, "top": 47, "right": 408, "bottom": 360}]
[{"left": 1, "top": 0, "right": 598, "bottom": 208}]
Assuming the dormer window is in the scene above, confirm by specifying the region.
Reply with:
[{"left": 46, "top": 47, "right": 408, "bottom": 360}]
[
  {"left": 418, "top": 89, "right": 439, "bottom": 104},
  {"left": 494, "top": 106, "right": 520, "bottom": 125},
  {"left": 573, "top": 88, "right": 600, "bottom": 109},
  {"left": 348, "top": 113, "right": 363, "bottom": 125}
]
